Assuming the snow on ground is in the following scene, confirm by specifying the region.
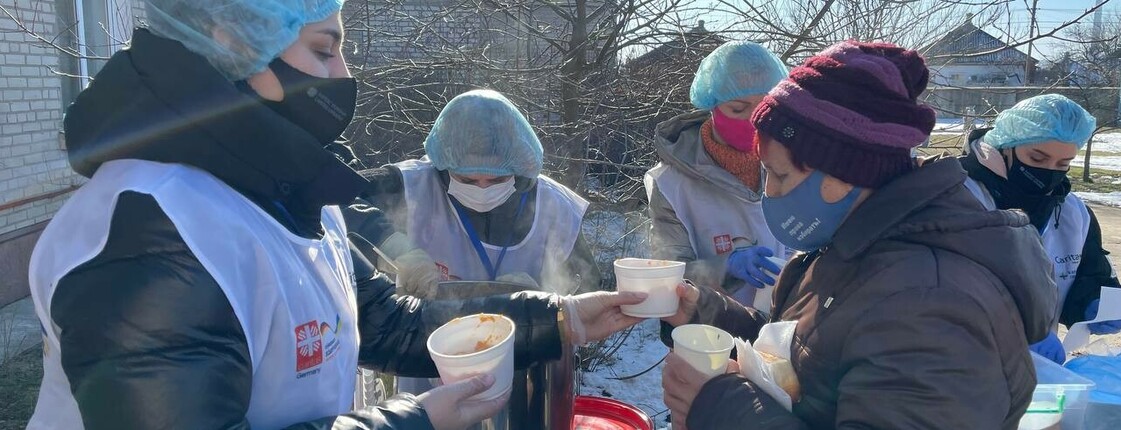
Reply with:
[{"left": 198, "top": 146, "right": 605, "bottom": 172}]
[
  {"left": 1077, "top": 192, "right": 1121, "bottom": 208},
  {"left": 582, "top": 209, "right": 651, "bottom": 269},
  {"left": 1084, "top": 156, "right": 1121, "bottom": 172},
  {"left": 933, "top": 118, "right": 987, "bottom": 133},
  {"left": 579, "top": 319, "right": 671, "bottom": 428},
  {"left": 1091, "top": 133, "right": 1121, "bottom": 153}
]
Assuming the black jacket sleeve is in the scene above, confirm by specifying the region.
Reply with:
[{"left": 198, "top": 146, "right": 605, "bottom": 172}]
[
  {"left": 49, "top": 192, "right": 432, "bottom": 430},
  {"left": 1061, "top": 206, "right": 1120, "bottom": 326}
]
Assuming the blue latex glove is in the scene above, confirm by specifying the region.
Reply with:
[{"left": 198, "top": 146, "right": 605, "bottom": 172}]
[
  {"left": 1030, "top": 332, "right": 1066, "bottom": 365},
  {"left": 1085, "top": 299, "right": 1121, "bottom": 335},
  {"left": 726, "top": 246, "right": 781, "bottom": 289}
]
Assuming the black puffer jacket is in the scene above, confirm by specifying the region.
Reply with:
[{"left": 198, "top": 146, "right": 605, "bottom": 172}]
[{"left": 45, "top": 29, "right": 564, "bottom": 430}]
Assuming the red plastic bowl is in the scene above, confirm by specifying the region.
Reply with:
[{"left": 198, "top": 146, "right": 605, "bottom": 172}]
[{"left": 572, "top": 395, "right": 655, "bottom": 430}]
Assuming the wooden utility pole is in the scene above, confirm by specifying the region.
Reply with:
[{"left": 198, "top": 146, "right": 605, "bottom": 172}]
[{"left": 1025, "top": 0, "right": 1039, "bottom": 85}]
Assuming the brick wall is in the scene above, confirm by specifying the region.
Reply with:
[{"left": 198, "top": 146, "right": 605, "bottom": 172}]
[
  {"left": 0, "top": 0, "right": 75, "bottom": 236},
  {"left": 0, "top": 0, "right": 142, "bottom": 304}
]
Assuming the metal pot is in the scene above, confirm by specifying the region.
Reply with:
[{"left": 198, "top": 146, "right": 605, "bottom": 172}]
[{"left": 400, "top": 281, "right": 576, "bottom": 430}]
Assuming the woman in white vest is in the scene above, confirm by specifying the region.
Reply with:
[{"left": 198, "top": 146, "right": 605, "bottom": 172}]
[
  {"left": 961, "top": 94, "right": 1121, "bottom": 365},
  {"left": 355, "top": 89, "right": 599, "bottom": 297},
  {"left": 645, "top": 41, "right": 788, "bottom": 306},
  {"left": 26, "top": 2, "right": 647, "bottom": 429}
]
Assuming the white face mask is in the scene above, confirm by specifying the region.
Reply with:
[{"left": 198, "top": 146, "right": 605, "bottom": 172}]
[{"left": 447, "top": 176, "right": 517, "bottom": 212}]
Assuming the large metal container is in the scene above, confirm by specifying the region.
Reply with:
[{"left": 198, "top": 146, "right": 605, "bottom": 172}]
[{"left": 400, "top": 281, "right": 576, "bottom": 430}]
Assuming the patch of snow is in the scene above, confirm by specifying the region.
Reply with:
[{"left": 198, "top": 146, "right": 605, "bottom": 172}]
[
  {"left": 1085, "top": 156, "right": 1121, "bottom": 172},
  {"left": 579, "top": 319, "right": 671, "bottom": 428},
  {"left": 1076, "top": 192, "right": 1121, "bottom": 208},
  {"left": 583, "top": 210, "right": 651, "bottom": 271},
  {"left": 1090, "top": 133, "right": 1121, "bottom": 153},
  {"left": 933, "top": 118, "right": 987, "bottom": 133}
]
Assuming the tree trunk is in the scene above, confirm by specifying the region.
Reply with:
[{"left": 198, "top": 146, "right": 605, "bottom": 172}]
[
  {"left": 1084, "top": 134, "right": 1095, "bottom": 183},
  {"left": 558, "top": 0, "right": 589, "bottom": 189}
]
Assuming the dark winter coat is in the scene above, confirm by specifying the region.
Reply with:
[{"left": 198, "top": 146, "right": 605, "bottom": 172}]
[{"left": 671, "top": 157, "right": 1057, "bottom": 429}]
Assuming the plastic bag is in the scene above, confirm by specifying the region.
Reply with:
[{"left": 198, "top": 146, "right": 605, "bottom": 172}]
[
  {"left": 1066, "top": 354, "right": 1121, "bottom": 429},
  {"left": 732, "top": 321, "right": 798, "bottom": 411}
]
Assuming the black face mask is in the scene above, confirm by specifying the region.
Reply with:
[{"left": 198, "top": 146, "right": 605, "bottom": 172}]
[
  {"left": 963, "top": 147, "right": 1070, "bottom": 233},
  {"left": 1007, "top": 148, "right": 1068, "bottom": 196},
  {"left": 261, "top": 57, "right": 357, "bottom": 145}
]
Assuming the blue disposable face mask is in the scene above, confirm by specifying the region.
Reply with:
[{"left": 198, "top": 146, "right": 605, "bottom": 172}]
[{"left": 762, "top": 171, "right": 863, "bottom": 252}]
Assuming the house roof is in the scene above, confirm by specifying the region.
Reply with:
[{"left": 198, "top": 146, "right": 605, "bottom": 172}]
[
  {"left": 921, "top": 14, "right": 1036, "bottom": 66},
  {"left": 627, "top": 21, "right": 727, "bottom": 70}
]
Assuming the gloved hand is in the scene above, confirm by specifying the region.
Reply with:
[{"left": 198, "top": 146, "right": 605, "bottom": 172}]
[
  {"left": 1085, "top": 299, "right": 1121, "bottom": 335},
  {"left": 496, "top": 272, "right": 540, "bottom": 289},
  {"left": 379, "top": 232, "right": 441, "bottom": 298},
  {"left": 394, "top": 248, "right": 440, "bottom": 298},
  {"left": 418, "top": 374, "right": 509, "bottom": 430},
  {"left": 1030, "top": 332, "right": 1066, "bottom": 365},
  {"left": 560, "top": 291, "right": 648, "bottom": 345},
  {"left": 726, "top": 246, "right": 781, "bottom": 288}
]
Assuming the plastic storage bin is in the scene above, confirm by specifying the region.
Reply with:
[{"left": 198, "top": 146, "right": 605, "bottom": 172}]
[{"left": 1019, "top": 352, "right": 1096, "bottom": 429}]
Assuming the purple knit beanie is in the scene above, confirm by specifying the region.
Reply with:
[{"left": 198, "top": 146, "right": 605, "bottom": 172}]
[{"left": 751, "top": 41, "right": 936, "bottom": 188}]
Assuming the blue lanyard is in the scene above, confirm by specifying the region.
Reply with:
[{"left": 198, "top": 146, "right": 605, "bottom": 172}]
[{"left": 451, "top": 193, "right": 529, "bottom": 281}]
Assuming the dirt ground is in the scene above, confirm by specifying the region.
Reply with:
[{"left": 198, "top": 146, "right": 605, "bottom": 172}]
[
  {"left": 1091, "top": 203, "right": 1121, "bottom": 259},
  {"left": 0, "top": 347, "right": 39, "bottom": 430},
  {"left": 1084, "top": 204, "right": 1121, "bottom": 353}
]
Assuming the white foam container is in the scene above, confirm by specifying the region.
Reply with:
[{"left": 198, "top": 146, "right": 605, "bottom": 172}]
[
  {"left": 427, "top": 313, "right": 516, "bottom": 402},
  {"left": 614, "top": 258, "right": 685, "bottom": 318},
  {"left": 672, "top": 324, "right": 734, "bottom": 378},
  {"left": 751, "top": 256, "right": 788, "bottom": 315},
  {"left": 1018, "top": 351, "right": 1095, "bottom": 430}
]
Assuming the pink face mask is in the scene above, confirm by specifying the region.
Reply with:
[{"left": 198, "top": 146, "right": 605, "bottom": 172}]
[{"left": 711, "top": 107, "right": 757, "bottom": 153}]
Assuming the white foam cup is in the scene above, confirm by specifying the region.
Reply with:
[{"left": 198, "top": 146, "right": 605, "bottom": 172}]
[
  {"left": 753, "top": 256, "right": 789, "bottom": 314},
  {"left": 426, "top": 313, "right": 515, "bottom": 402},
  {"left": 671, "top": 324, "right": 734, "bottom": 378},
  {"left": 613, "top": 258, "right": 686, "bottom": 318}
]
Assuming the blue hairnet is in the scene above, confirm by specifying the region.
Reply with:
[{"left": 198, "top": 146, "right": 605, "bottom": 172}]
[
  {"left": 424, "top": 90, "right": 544, "bottom": 178},
  {"left": 690, "top": 41, "right": 788, "bottom": 110},
  {"left": 986, "top": 94, "right": 1097, "bottom": 150},
  {"left": 145, "top": 0, "right": 345, "bottom": 80}
]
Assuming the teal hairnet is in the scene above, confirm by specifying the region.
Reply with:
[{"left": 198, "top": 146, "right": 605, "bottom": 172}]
[
  {"left": 690, "top": 41, "right": 788, "bottom": 110},
  {"left": 424, "top": 90, "right": 544, "bottom": 178},
  {"left": 986, "top": 94, "right": 1097, "bottom": 150},
  {"left": 145, "top": 0, "right": 345, "bottom": 80}
]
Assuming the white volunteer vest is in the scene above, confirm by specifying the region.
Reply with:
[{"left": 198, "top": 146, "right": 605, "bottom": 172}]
[
  {"left": 645, "top": 163, "right": 785, "bottom": 292},
  {"left": 27, "top": 160, "right": 359, "bottom": 430},
  {"left": 964, "top": 178, "right": 1090, "bottom": 314},
  {"left": 395, "top": 159, "right": 588, "bottom": 291}
]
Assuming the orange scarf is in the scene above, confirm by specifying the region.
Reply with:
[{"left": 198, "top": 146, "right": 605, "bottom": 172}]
[{"left": 701, "top": 119, "right": 762, "bottom": 191}]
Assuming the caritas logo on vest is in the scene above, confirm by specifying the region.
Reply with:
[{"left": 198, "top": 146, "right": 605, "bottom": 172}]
[
  {"left": 714, "top": 234, "right": 733, "bottom": 254},
  {"left": 295, "top": 315, "right": 342, "bottom": 378}
]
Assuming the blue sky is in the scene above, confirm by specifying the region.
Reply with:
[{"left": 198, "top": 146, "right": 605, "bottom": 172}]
[{"left": 679, "top": 0, "right": 1117, "bottom": 62}]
